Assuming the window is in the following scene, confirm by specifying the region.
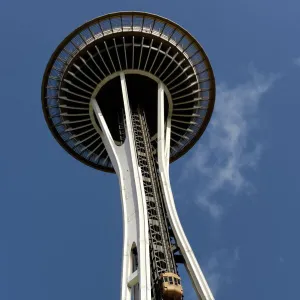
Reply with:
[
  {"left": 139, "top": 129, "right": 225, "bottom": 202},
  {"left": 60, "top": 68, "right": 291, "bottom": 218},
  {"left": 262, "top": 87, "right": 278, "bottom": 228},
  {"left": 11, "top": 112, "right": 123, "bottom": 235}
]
[
  {"left": 174, "top": 278, "right": 178, "bottom": 285},
  {"left": 164, "top": 277, "right": 168, "bottom": 283},
  {"left": 178, "top": 279, "right": 181, "bottom": 285},
  {"left": 169, "top": 277, "right": 173, "bottom": 284},
  {"left": 131, "top": 245, "right": 138, "bottom": 272}
]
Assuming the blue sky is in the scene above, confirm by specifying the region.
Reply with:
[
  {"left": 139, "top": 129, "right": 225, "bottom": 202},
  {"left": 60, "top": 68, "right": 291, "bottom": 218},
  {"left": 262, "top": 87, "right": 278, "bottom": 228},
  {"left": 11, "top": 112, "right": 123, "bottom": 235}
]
[{"left": 1, "top": 0, "right": 300, "bottom": 299}]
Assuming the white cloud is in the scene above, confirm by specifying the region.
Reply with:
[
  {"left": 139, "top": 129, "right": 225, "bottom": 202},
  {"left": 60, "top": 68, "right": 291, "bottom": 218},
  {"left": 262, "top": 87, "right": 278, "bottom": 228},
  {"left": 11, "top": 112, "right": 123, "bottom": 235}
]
[
  {"left": 182, "top": 248, "right": 241, "bottom": 299},
  {"left": 205, "top": 248, "right": 240, "bottom": 296},
  {"left": 185, "top": 67, "right": 278, "bottom": 218},
  {"left": 294, "top": 57, "right": 300, "bottom": 66},
  {"left": 197, "top": 195, "right": 223, "bottom": 219}
]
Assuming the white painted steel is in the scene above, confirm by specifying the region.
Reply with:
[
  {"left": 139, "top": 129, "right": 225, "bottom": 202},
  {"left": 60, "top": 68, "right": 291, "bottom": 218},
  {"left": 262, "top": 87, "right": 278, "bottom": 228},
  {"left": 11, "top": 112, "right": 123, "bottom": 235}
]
[
  {"left": 127, "top": 270, "right": 139, "bottom": 288},
  {"left": 89, "top": 70, "right": 172, "bottom": 141},
  {"left": 91, "top": 72, "right": 151, "bottom": 300},
  {"left": 157, "top": 86, "right": 215, "bottom": 300},
  {"left": 157, "top": 82, "right": 166, "bottom": 172},
  {"left": 92, "top": 71, "right": 214, "bottom": 300}
]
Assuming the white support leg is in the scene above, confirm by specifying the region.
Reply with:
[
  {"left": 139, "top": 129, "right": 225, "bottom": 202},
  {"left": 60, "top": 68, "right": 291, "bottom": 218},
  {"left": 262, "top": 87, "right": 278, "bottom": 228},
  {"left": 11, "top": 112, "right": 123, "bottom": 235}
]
[
  {"left": 92, "top": 72, "right": 152, "bottom": 300},
  {"left": 157, "top": 82, "right": 166, "bottom": 172},
  {"left": 91, "top": 72, "right": 213, "bottom": 300},
  {"left": 157, "top": 85, "right": 215, "bottom": 300}
]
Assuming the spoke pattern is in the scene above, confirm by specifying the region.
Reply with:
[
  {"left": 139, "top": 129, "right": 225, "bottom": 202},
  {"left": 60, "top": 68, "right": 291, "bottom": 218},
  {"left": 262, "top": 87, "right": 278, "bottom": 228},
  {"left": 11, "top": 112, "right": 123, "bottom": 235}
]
[{"left": 42, "top": 12, "right": 215, "bottom": 172}]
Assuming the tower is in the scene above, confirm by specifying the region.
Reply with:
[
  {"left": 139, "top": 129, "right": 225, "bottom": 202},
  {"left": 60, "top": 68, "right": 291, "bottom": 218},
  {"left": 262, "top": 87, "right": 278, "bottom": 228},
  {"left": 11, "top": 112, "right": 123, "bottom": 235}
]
[{"left": 42, "top": 11, "right": 215, "bottom": 300}]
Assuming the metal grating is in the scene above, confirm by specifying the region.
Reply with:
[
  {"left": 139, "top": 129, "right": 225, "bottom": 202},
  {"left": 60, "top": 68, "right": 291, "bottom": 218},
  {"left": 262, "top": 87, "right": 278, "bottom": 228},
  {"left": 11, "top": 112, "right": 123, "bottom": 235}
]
[{"left": 131, "top": 108, "right": 177, "bottom": 299}]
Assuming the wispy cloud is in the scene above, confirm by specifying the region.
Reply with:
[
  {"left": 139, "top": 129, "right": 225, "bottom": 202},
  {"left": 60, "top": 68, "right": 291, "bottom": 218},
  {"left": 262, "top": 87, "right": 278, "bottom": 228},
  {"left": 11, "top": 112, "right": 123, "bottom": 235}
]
[
  {"left": 205, "top": 248, "right": 240, "bottom": 296},
  {"left": 279, "top": 257, "right": 285, "bottom": 263},
  {"left": 182, "top": 248, "right": 240, "bottom": 299},
  {"left": 185, "top": 67, "right": 278, "bottom": 218},
  {"left": 293, "top": 57, "right": 300, "bottom": 66}
]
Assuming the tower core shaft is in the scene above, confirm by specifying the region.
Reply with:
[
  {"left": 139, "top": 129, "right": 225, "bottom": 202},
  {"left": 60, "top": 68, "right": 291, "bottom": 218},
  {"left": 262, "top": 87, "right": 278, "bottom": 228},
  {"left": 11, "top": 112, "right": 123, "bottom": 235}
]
[{"left": 132, "top": 108, "right": 177, "bottom": 298}]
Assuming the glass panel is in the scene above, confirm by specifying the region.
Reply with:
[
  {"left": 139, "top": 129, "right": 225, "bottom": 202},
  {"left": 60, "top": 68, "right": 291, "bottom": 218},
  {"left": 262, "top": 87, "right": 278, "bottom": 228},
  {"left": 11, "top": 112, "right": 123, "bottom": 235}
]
[
  {"left": 110, "top": 16, "right": 122, "bottom": 32},
  {"left": 121, "top": 15, "right": 132, "bottom": 30},
  {"left": 133, "top": 16, "right": 143, "bottom": 30},
  {"left": 80, "top": 29, "right": 93, "bottom": 44},
  {"left": 99, "top": 19, "right": 112, "bottom": 34},
  {"left": 162, "top": 24, "right": 175, "bottom": 39},
  {"left": 143, "top": 17, "right": 154, "bottom": 33},
  {"left": 171, "top": 29, "right": 183, "bottom": 45},
  {"left": 152, "top": 20, "right": 165, "bottom": 36},
  {"left": 89, "top": 23, "right": 102, "bottom": 38}
]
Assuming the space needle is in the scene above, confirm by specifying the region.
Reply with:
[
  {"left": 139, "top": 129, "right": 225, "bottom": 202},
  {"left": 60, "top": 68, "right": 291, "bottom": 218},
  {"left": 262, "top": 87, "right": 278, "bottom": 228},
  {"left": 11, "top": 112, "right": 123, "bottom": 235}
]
[{"left": 42, "top": 11, "right": 216, "bottom": 300}]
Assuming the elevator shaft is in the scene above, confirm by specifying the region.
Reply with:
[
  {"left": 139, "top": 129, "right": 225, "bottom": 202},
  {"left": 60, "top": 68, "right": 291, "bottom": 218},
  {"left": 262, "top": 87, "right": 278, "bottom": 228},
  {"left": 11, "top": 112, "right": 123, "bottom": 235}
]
[{"left": 131, "top": 108, "right": 177, "bottom": 299}]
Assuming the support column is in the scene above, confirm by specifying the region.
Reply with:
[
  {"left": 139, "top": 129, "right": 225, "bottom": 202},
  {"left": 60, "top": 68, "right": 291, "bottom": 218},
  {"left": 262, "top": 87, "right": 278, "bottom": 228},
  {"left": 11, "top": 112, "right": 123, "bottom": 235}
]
[
  {"left": 91, "top": 72, "right": 152, "bottom": 300},
  {"left": 156, "top": 84, "right": 215, "bottom": 300}
]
